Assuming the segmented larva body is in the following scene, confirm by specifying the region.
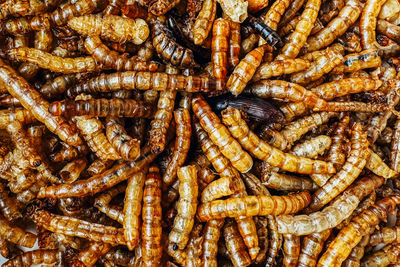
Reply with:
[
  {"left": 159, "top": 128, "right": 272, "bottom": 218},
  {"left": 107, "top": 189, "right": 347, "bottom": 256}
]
[
  {"left": 84, "top": 36, "right": 158, "bottom": 72},
  {"left": 105, "top": 117, "right": 140, "bottom": 161},
  {"left": 342, "top": 234, "right": 371, "bottom": 267},
  {"left": 0, "top": 16, "right": 50, "bottom": 36},
  {"left": 123, "top": 170, "right": 146, "bottom": 250},
  {"left": 305, "top": 0, "right": 362, "bottom": 52},
  {"left": 269, "top": 112, "right": 336, "bottom": 151},
  {"left": 279, "top": 0, "right": 305, "bottom": 26},
  {"left": 2, "top": 249, "right": 62, "bottom": 267},
  {"left": 291, "top": 135, "right": 332, "bottom": 159},
  {"left": 151, "top": 19, "right": 198, "bottom": 68},
  {"left": 163, "top": 109, "right": 191, "bottom": 185},
  {"left": 0, "top": 59, "right": 81, "bottom": 146},
  {"left": 66, "top": 71, "right": 215, "bottom": 98},
  {"left": 168, "top": 166, "right": 198, "bottom": 263},
  {"left": 331, "top": 49, "right": 381, "bottom": 74},
  {"left": 37, "top": 147, "right": 157, "bottom": 198},
  {"left": 184, "top": 224, "right": 204, "bottom": 267},
  {"left": 279, "top": 102, "right": 309, "bottom": 122},
  {"left": 212, "top": 18, "right": 230, "bottom": 90},
  {"left": 32, "top": 210, "right": 126, "bottom": 245},
  {"left": 262, "top": 172, "right": 318, "bottom": 191},
  {"left": 369, "top": 226, "right": 400, "bottom": 246},
  {"left": 263, "top": 0, "right": 292, "bottom": 31},
  {"left": 50, "top": 0, "right": 103, "bottom": 26},
  {"left": 366, "top": 149, "right": 398, "bottom": 178},
  {"left": 314, "top": 101, "right": 387, "bottom": 113},
  {"left": 297, "top": 230, "right": 331, "bottom": 267},
  {"left": 276, "top": 0, "right": 321, "bottom": 59},
  {"left": 39, "top": 74, "right": 77, "bottom": 100},
  {"left": 377, "top": 19, "right": 400, "bottom": 44},
  {"left": 311, "top": 77, "right": 382, "bottom": 100},
  {"left": 283, "top": 234, "right": 300, "bottom": 267},
  {"left": 277, "top": 175, "right": 384, "bottom": 235},
  {"left": 246, "top": 80, "right": 326, "bottom": 109},
  {"left": 252, "top": 58, "right": 311, "bottom": 82},
  {"left": 221, "top": 108, "right": 335, "bottom": 174},
  {"left": 73, "top": 242, "right": 112, "bottom": 266},
  {"left": 317, "top": 196, "right": 400, "bottom": 266},
  {"left": 0, "top": 215, "right": 36, "bottom": 248},
  {"left": 228, "top": 21, "right": 241, "bottom": 70},
  {"left": 59, "top": 157, "right": 87, "bottom": 184},
  {"left": 68, "top": 15, "right": 149, "bottom": 44},
  {"left": 142, "top": 166, "right": 162, "bottom": 267},
  {"left": 192, "top": 96, "right": 253, "bottom": 173},
  {"left": 94, "top": 183, "right": 125, "bottom": 224},
  {"left": 307, "top": 123, "right": 369, "bottom": 212},
  {"left": 50, "top": 98, "right": 152, "bottom": 118},
  {"left": 201, "top": 176, "right": 235, "bottom": 203},
  {"left": 74, "top": 101, "right": 121, "bottom": 161},
  {"left": 227, "top": 45, "right": 264, "bottom": 96},
  {"left": 223, "top": 220, "right": 252, "bottom": 267},
  {"left": 202, "top": 219, "right": 224, "bottom": 267},
  {"left": 197, "top": 191, "right": 311, "bottom": 221},
  {"left": 193, "top": 121, "right": 260, "bottom": 259},
  {"left": 8, "top": 48, "right": 102, "bottom": 74},
  {"left": 391, "top": 119, "right": 400, "bottom": 172},
  {"left": 193, "top": 0, "right": 216, "bottom": 45},
  {"left": 290, "top": 46, "right": 344, "bottom": 85},
  {"left": 149, "top": 90, "right": 176, "bottom": 154},
  {"left": 0, "top": 182, "right": 21, "bottom": 222},
  {"left": 360, "top": 244, "right": 400, "bottom": 266}
]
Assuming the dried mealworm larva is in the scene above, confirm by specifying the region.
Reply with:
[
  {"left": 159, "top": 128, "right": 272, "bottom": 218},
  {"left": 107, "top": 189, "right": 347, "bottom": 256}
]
[
  {"left": 94, "top": 183, "right": 125, "bottom": 224},
  {"left": 0, "top": 59, "right": 81, "bottom": 146},
  {"left": 200, "top": 176, "right": 235, "bottom": 203},
  {"left": 66, "top": 71, "right": 215, "bottom": 98},
  {"left": 369, "top": 226, "right": 400, "bottom": 246},
  {"left": 277, "top": 175, "right": 384, "bottom": 235},
  {"left": 360, "top": 244, "right": 400, "bottom": 266},
  {"left": 221, "top": 108, "right": 335, "bottom": 174},
  {"left": 377, "top": 19, "right": 400, "bottom": 44},
  {"left": 193, "top": 0, "right": 216, "bottom": 45},
  {"left": 123, "top": 170, "right": 146, "bottom": 250},
  {"left": 202, "top": 219, "right": 224, "bottom": 266},
  {"left": 192, "top": 96, "right": 253, "bottom": 173},
  {"left": 290, "top": 46, "right": 344, "bottom": 85},
  {"left": 197, "top": 191, "right": 311, "bottom": 221},
  {"left": 342, "top": 234, "right": 371, "bottom": 267},
  {"left": 105, "top": 117, "right": 140, "bottom": 161},
  {"left": 297, "top": 230, "right": 331, "bottom": 267},
  {"left": 32, "top": 210, "right": 126, "bottom": 245},
  {"left": 223, "top": 220, "right": 251, "bottom": 267},
  {"left": 49, "top": 98, "right": 152, "bottom": 118},
  {"left": 50, "top": 0, "right": 105, "bottom": 26},
  {"left": 184, "top": 224, "right": 204, "bottom": 267},
  {"left": 142, "top": 166, "right": 162, "bottom": 267},
  {"left": 148, "top": 0, "right": 180, "bottom": 15},
  {"left": 168, "top": 166, "right": 198, "bottom": 263},
  {"left": 84, "top": 36, "right": 158, "bottom": 72},
  {"left": 0, "top": 215, "right": 36, "bottom": 248},
  {"left": 2, "top": 249, "right": 62, "bottom": 267},
  {"left": 151, "top": 19, "right": 198, "bottom": 68},
  {"left": 307, "top": 123, "right": 369, "bottom": 212},
  {"left": 246, "top": 80, "right": 326, "bottom": 109},
  {"left": 262, "top": 172, "right": 319, "bottom": 191},
  {"left": 59, "top": 158, "right": 87, "bottom": 184},
  {"left": 291, "top": 136, "right": 331, "bottom": 160},
  {"left": 212, "top": 18, "right": 230, "bottom": 90},
  {"left": 163, "top": 109, "right": 191, "bottom": 185},
  {"left": 228, "top": 21, "right": 241, "bottom": 70},
  {"left": 227, "top": 45, "right": 265, "bottom": 95},
  {"left": 68, "top": 15, "right": 149, "bottom": 44},
  {"left": 73, "top": 242, "right": 112, "bottom": 266},
  {"left": 276, "top": 0, "right": 321, "bottom": 59},
  {"left": 263, "top": 0, "right": 292, "bottom": 32},
  {"left": 305, "top": 0, "right": 362, "bottom": 52},
  {"left": 0, "top": 182, "right": 21, "bottom": 222},
  {"left": 283, "top": 234, "right": 300, "bottom": 267},
  {"left": 39, "top": 74, "right": 77, "bottom": 100},
  {"left": 8, "top": 48, "right": 102, "bottom": 74},
  {"left": 331, "top": 49, "right": 382, "bottom": 74},
  {"left": 391, "top": 119, "right": 400, "bottom": 172},
  {"left": 317, "top": 196, "right": 400, "bottom": 266},
  {"left": 279, "top": 0, "right": 305, "bottom": 26},
  {"left": 149, "top": 90, "right": 176, "bottom": 154},
  {"left": 366, "top": 149, "right": 398, "bottom": 178},
  {"left": 314, "top": 101, "right": 388, "bottom": 113},
  {"left": 252, "top": 58, "right": 311, "bottom": 82}
]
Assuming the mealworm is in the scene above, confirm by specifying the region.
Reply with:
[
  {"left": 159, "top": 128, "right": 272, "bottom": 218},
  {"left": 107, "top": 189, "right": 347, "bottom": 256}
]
[
  {"left": 252, "top": 58, "right": 310, "bottom": 82},
  {"left": 201, "top": 176, "right": 235, "bottom": 203},
  {"left": 50, "top": 0, "right": 105, "bottom": 26},
  {"left": 263, "top": 0, "right": 292, "bottom": 31},
  {"left": 32, "top": 210, "right": 125, "bottom": 246},
  {"left": 0, "top": 59, "right": 81, "bottom": 146},
  {"left": 262, "top": 171, "right": 318, "bottom": 191},
  {"left": 360, "top": 244, "right": 400, "bottom": 266},
  {"left": 2, "top": 249, "right": 62, "bottom": 267},
  {"left": 277, "top": 174, "right": 384, "bottom": 235},
  {"left": 123, "top": 170, "right": 146, "bottom": 250},
  {"left": 59, "top": 158, "right": 87, "bottom": 184},
  {"left": 94, "top": 183, "right": 125, "bottom": 224},
  {"left": 201, "top": 218, "right": 224, "bottom": 266},
  {"left": 0, "top": 0, "right": 61, "bottom": 20},
  {"left": 279, "top": 0, "right": 305, "bottom": 26},
  {"left": 0, "top": 215, "right": 36, "bottom": 248},
  {"left": 223, "top": 219, "right": 251, "bottom": 267},
  {"left": 84, "top": 36, "right": 158, "bottom": 72},
  {"left": 297, "top": 230, "right": 331, "bottom": 267},
  {"left": 0, "top": 182, "right": 21, "bottom": 222},
  {"left": 307, "top": 123, "right": 369, "bottom": 212},
  {"left": 192, "top": 96, "right": 253, "bottom": 173},
  {"left": 228, "top": 21, "right": 241, "bottom": 70},
  {"left": 283, "top": 234, "right": 300, "bottom": 267},
  {"left": 163, "top": 109, "right": 191, "bottom": 185},
  {"left": 197, "top": 191, "right": 311, "bottom": 221},
  {"left": 291, "top": 135, "right": 332, "bottom": 159},
  {"left": 317, "top": 196, "right": 400, "bottom": 266},
  {"left": 221, "top": 108, "right": 335, "bottom": 174},
  {"left": 73, "top": 242, "right": 112, "bottom": 266},
  {"left": 212, "top": 18, "right": 230, "bottom": 90},
  {"left": 184, "top": 223, "right": 204, "bottom": 267},
  {"left": 305, "top": 0, "right": 362, "bottom": 52},
  {"left": 331, "top": 49, "right": 382, "bottom": 74},
  {"left": 193, "top": 0, "right": 216, "bottom": 45},
  {"left": 276, "top": 0, "right": 321, "bottom": 59},
  {"left": 366, "top": 149, "right": 398, "bottom": 178}
]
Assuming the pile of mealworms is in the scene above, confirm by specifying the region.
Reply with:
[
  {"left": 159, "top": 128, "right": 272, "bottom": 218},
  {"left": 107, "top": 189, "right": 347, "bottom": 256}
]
[{"left": 2, "top": 0, "right": 400, "bottom": 265}]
